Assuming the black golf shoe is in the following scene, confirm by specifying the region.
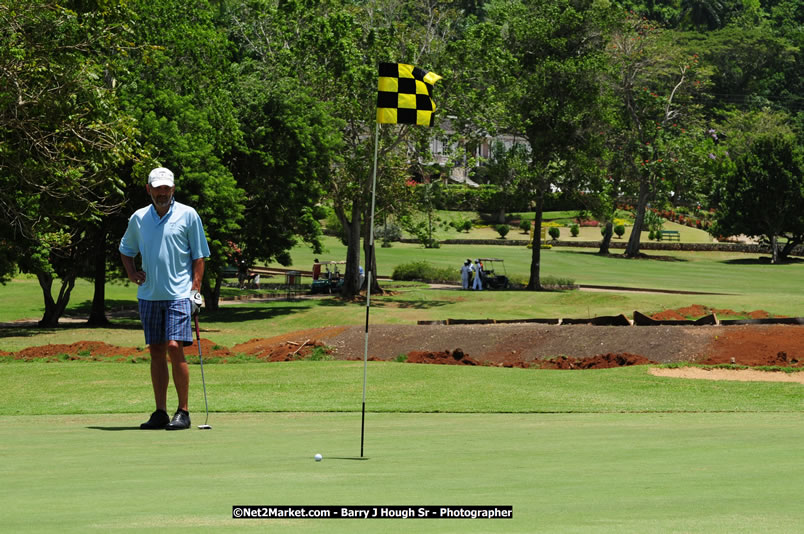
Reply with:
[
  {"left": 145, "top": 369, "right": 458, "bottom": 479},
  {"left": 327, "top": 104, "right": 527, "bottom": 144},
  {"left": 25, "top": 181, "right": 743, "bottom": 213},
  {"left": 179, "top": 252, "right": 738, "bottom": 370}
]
[
  {"left": 140, "top": 409, "right": 170, "bottom": 430},
  {"left": 165, "top": 409, "right": 191, "bottom": 430}
]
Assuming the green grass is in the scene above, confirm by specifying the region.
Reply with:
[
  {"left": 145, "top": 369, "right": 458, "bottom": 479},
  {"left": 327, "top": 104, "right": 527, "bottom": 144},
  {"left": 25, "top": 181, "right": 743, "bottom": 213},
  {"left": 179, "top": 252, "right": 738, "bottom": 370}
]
[
  {"left": 279, "top": 235, "right": 799, "bottom": 296},
  {"left": 0, "top": 286, "right": 794, "bottom": 353},
  {"left": 2, "top": 223, "right": 802, "bottom": 533},
  {"left": 413, "top": 209, "right": 716, "bottom": 243},
  {"left": 2, "top": 411, "right": 804, "bottom": 533},
  {"left": 0, "top": 276, "right": 138, "bottom": 324},
  {"left": 2, "top": 237, "right": 803, "bottom": 533},
  {"left": 1, "top": 239, "right": 801, "bottom": 351},
  {"left": 2, "top": 359, "right": 804, "bottom": 533},
  {"left": 2, "top": 362, "right": 803, "bottom": 415},
  {"left": 545, "top": 219, "right": 715, "bottom": 243}
]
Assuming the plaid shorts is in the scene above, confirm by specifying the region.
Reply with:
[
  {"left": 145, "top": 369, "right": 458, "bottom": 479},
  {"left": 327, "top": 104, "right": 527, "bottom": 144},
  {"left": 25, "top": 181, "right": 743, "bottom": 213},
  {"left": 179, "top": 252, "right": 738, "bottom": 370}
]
[{"left": 138, "top": 299, "right": 193, "bottom": 347}]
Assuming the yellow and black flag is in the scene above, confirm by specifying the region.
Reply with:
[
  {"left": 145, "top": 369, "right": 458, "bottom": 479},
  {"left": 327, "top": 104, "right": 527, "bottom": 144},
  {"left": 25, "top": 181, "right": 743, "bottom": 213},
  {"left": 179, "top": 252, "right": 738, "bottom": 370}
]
[{"left": 377, "top": 62, "right": 442, "bottom": 126}]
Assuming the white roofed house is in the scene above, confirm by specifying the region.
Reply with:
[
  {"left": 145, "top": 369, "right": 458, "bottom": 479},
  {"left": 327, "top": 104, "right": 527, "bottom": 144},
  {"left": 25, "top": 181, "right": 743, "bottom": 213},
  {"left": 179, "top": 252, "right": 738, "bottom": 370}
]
[{"left": 421, "top": 118, "right": 527, "bottom": 187}]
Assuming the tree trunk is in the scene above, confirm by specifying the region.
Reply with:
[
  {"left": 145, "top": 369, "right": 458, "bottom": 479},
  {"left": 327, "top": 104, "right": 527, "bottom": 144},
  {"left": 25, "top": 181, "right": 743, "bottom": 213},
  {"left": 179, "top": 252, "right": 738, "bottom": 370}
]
[
  {"left": 37, "top": 272, "right": 76, "bottom": 327},
  {"left": 599, "top": 221, "right": 613, "bottom": 255},
  {"left": 361, "top": 232, "right": 382, "bottom": 294},
  {"left": 771, "top": 234, "right": 780, "bottom": 264},
  {"left": 360, "top": 194, "right": 383, "bottom": 294},
  {"left": 201, "top": 275, "right": 222, "bottom": 312},
  {"left": 340, "top": 200, "right": 363, "bottom": 297},
  {"left": 624, "top": 180, "right": 650, "bottom": 258},
  {"left": 779, "top": 235, "right": 802, "bottom": 262},
  {"left": 87, "top": 228, "right": 110, "bottom": 326},
  {"left": 526, "top": 190, "right": 545, "bottom": 291}
]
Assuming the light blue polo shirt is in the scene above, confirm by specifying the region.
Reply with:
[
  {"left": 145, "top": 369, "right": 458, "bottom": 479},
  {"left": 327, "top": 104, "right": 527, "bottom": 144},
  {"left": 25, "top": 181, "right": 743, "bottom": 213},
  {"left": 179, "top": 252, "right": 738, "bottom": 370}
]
[{"left": 119, "top": 200, "right": 210, "bottom": 301}]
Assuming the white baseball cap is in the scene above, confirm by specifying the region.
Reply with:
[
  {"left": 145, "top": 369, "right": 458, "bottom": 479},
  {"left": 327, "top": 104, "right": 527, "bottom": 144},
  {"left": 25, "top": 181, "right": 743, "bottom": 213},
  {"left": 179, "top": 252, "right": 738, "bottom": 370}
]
[{"left": 148, "top": 167, "right": 174, "bottom": 188}]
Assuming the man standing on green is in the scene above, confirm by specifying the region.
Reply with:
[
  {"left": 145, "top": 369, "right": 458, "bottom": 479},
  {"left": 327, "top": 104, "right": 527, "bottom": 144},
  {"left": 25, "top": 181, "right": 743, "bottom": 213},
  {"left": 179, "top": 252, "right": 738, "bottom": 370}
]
[{"left": 120, "top": 167, "right": 210, "bottom": 430}]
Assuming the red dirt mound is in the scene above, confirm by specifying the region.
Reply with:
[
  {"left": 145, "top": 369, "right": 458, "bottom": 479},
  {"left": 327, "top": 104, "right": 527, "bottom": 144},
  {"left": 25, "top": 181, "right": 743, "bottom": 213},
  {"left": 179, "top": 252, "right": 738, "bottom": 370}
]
[
  {"left": 231, "top": 326, "right": 348, "bottom": 354},
  {"left": 188, "top": 338, "right": 234, "bottom": 359},
  {"left": 14, "top": 341, "right": 145, "bottom": 360},
  {"left": 402, "top": 350, "right": 656, "bottom": 369},
  {"left": 650, "top": 304, "right": 779, "bottom": 321},
  {"left": 538, "top": 353, "right": 657, "bottom": 370},
  {"left": 405, "top": 348, "right": 482, "bottom": 366},
  {"left": 500, "top": 359, "right": 531, "bottom": 369},
  {"left": 651, "top": 305, "right": 709, "bottom": 321},
  {"left": 4, "top": 309, "right": 800, "bottom": 370},
  {"left": 254, "top": 340, "right": 329, "bottom": 361},
  {"left": 699, "top": 325, "right": 803, "bottom": 366},
  {"left": 9, "top": 339, "right": 236, "bottom": 361}
]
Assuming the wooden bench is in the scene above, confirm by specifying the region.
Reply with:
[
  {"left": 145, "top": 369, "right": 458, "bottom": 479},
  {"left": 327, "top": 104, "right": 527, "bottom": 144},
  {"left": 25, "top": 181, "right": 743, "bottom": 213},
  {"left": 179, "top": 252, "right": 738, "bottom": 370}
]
[{"left": 661, "top": 230, "right": 680, "bottom": 241}]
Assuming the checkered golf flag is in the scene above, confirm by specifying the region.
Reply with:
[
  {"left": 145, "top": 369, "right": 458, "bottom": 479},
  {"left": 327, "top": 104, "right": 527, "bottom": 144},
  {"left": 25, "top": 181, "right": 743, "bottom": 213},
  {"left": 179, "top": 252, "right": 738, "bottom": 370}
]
[{"left": 377, "top": 63, "right": 442, "bottom": 126}]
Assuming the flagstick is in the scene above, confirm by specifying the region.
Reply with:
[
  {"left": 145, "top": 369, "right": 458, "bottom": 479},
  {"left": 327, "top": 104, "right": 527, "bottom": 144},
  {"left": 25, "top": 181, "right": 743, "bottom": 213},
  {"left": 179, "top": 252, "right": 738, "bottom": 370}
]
[{"left": 361, "top": 122, "right": 380, "bottom": 458}]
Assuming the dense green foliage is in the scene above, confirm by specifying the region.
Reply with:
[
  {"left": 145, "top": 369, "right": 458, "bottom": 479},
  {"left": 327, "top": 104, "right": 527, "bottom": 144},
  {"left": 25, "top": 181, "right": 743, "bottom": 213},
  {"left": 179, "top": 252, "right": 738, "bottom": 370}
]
[
  {"left": 2, "top": 0, "right": 801, "bottom": 322},
  {"left": 1, "top": 2, "right": 140, "bottom": 324},
  {"left": 116, "top": 0, "right": 246, "bottom": 310},
  {"left": 712, "top": 133, "right": 804, "bottom": 262},
  {"left": 391, "top": 260, "right": 458, "bottom": 282}
]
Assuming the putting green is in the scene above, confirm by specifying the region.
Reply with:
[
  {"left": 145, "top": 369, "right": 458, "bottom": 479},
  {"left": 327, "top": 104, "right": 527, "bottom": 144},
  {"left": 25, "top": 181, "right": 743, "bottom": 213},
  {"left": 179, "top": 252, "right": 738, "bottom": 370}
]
[{"left": 2, "top": 412, "right": 804, "bottom": 533}]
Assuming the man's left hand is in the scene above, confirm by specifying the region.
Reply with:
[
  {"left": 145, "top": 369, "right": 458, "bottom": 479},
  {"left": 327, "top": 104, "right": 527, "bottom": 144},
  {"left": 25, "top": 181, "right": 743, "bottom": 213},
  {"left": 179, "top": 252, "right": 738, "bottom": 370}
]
[{"left": 190, "top": 291, "right": 203, "bottom": 316}]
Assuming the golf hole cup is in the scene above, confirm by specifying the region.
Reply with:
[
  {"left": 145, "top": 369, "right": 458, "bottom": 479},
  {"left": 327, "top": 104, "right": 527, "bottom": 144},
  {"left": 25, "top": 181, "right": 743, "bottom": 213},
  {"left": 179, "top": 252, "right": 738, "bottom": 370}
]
[{"left": 314, "top": 454, "right": 323, "bottom": 462}]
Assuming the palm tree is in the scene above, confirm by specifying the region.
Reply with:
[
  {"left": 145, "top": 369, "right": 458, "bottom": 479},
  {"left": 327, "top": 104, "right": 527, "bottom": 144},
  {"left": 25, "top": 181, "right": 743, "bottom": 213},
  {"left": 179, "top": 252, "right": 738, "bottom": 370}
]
[{"left": 680, "top": 0, "right": 724, "bottom": 30}]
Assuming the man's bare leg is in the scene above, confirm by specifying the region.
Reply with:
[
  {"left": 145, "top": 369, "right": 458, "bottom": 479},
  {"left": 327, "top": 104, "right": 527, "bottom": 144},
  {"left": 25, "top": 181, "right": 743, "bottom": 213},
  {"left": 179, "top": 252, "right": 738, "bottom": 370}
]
[
  {"left": 149, "top": 342, "right": 170, "bottom": 412},
  {"left": 167, "top": 340, "right": 189, "bottom": 412},
  {"left": 139, "top": 343, "right": 171, "bottom": 429}
]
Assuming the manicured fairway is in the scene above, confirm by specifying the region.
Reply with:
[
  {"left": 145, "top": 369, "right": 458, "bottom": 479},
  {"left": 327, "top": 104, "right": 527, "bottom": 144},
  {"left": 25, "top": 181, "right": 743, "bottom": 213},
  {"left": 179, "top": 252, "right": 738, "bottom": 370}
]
[
  {"left": 2, "top": 412, "right": 803, "bottom": 533},
  {"left": 2, "top": 362, "right": 804, "bottom": 415}
]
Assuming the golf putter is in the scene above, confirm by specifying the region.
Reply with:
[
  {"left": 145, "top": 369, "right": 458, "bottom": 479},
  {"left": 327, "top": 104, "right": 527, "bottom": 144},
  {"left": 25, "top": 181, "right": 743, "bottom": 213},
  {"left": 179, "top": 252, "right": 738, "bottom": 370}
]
[{"left": 194, "top": 315, "right": 212, "bottom": 429}]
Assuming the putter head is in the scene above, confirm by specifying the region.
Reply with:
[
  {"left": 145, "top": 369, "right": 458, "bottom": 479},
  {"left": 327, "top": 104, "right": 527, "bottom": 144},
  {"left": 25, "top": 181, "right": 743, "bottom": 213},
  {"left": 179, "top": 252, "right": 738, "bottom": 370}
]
[{"left": 198, "top": 424, "right": 212, "bottom": 430}]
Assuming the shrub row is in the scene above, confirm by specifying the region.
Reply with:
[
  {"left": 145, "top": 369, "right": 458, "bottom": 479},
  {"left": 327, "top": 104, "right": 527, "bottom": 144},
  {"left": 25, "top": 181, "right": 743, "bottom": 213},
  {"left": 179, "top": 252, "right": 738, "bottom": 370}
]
[{"left": 391, "top": 260, "right": 460, "bottom": 283}]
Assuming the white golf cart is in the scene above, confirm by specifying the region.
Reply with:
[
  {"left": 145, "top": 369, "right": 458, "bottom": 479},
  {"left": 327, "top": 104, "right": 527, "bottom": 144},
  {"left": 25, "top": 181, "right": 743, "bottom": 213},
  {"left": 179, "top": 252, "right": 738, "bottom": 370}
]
[{"left": 478, "top": 258, "right": 510, "bottom": 290}]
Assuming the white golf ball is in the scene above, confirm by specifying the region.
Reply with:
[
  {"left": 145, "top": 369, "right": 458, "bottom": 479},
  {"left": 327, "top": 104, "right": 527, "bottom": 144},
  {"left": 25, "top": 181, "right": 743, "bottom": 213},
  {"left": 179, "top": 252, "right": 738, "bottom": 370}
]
[{"left": 314, "top": 453, "right": 323, "bottom": 462}]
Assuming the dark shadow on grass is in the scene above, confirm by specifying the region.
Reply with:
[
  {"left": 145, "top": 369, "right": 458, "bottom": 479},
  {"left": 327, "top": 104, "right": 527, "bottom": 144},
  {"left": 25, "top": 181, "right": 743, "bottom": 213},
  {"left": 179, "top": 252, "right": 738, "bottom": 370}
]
[
  {"left": 203, "top": 304, "right": 310, "bottom": 323},
  {"left": 314, "top": 296, "right": 451, "bottom": 310},
  {"left": 86, "top": 426, "right": 142, "bottom": 431},
  {"left": 360, "top": 299, "right": 451, "bottom": 310},
  {"left": 0, "top": 326, "right": 60, "bottom": 339},
  {"left": 69, "top": 299, "right": 140, "bottom": 315},
  {"left": 553, "top": 249, "right": 689, "bottom": 262},
  {"left": 313, "top": 298, "right": 350, "bottom": 308},
  {"left": 0, "top": 319, "right": 143, "bottom": 339},
  {"left": 328, "top": 457, "right": 370, "bottom": 461},
  {"left": 0, "top": 304, "right": 308, "bottom": 337},
  {"left": 723, "top": 256, "right": 803, "bottom": 265}
]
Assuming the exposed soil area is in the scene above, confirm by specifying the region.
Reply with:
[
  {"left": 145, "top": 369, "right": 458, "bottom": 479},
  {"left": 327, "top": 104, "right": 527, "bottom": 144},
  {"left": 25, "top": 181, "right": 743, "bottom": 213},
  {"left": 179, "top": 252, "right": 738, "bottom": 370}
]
[
  {"left": 3, "top": 307, "right": 801, "bottom": 380},
  {"left": 649, "top": 304, "right": 778, "bottom": 321},
  {"left": 649, "top": 367, "right": 804, "bottom": 383}
]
